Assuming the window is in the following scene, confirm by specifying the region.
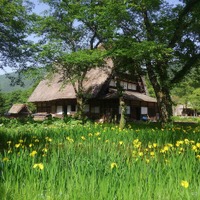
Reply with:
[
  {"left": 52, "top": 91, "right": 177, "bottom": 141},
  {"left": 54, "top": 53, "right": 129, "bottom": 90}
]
[
  {"left": 71, "top": 105, "right": 76, "bottom": 112},
  {"left": 126, "top": 106, "right": 131, "bottom": 114},
  {"left": 67, "top": 105, "right": 76, "bottom": 114},
  {"left": 109, "top": 79, "right": 116, "bottom": 87},
  {"left": 120, "top": 81, "right": 127, "bottom": 90},
  {"left": 84, "top": 104, "right": 89, "bottom": 113},
  {"left": 91, "top": 106, "right": 100, "bottom": 114},
  {"left": 119, "top": 106, "right": 131, "bottom": 114},
  {"left": 141, "top": 107, "right": 148, "bottom": 114},
  {"left": 57, "top": 106, "right": 63, "bottom": 114},
  {"left": 128, "top": 83, "right": 136, "bottom": 90}
]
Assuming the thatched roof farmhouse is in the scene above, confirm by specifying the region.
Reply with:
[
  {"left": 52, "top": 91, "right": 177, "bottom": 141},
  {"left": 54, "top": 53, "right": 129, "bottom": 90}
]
[{"left": 28, "top": 60, "right": 157, "bottom": 121}]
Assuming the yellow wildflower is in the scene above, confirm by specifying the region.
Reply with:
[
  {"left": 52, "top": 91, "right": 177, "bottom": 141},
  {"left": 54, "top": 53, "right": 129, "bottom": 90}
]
[
  {"left": 33, "top": 163, "right": 44, "bottom": 170},
  {"left": 8, "top": 149, "right": 12, "bottom": 154},
  {"left": 160, "top": 146, "right": 169, "bottom": 153},
  {"left": 196, "top": 143, "right": 200, "bottom": 148},
  {"left": 133, "top": 139, "right": 141, "bottom": 148},
  {"left": 3, "top": 157, "right": 9, "bottom": 162},
  {"left": 81, "top": 136, "right": 86, "bottom": 140},
  {"left": 30, "top": 150, "right": 37, "bottom": 157},
  {"left": 95, "top": 132, "right": 100, "bottom": 136},
  {"left": 176, "top": 141, "right": 184, "bottom": 147},
  {"left": 29, "top": 143, "right": 34, "bottom": 147},
  {"left": 42, "top": 148, "right": 48, "bottom": 153},
  {"left": 192, "top": 145, "right": 197, "bottom": 152},
  {"left": 66, "top": 137, "right": 74, "bottom": 143},
  {"left": 35, "top": 139, "right": 39, "bottom": 143},
  {"left": 164, "top": 146, "right": 169, "bottom": 151},
  {"left": 196, "top": 155, "right": 200, "bottom": 159},
  {"left": 153, "top": 143, "right": 157, "bottom": 148},
  {"left": 15, "top": 143, "right": 21, "bottom": 148},
  {"left": 150, "top": 152, "right": 155, "bottom": 156},
  {"left": 111, "top": 162, "right": 117, "bottom": 169},
  {"left": 184, "top": 139, "right": 189, "bottom": 145},
  {"left": 119, "top": 141, "right": 123, "bottom": 145},
  {"left": 7, "top": 141, "right": 12, "bottom": 145},
  {"left": 146, "top": 159, "right": 150, "bottom": 163},
  {"left": 181, "top": 180, "right": 189, "bottom": 188},
  {"left": 138, "top": 152, "right": 144, "bottom": 157},
  {"left": 19, "top": 139, "right": 23, "bottom": 143}
]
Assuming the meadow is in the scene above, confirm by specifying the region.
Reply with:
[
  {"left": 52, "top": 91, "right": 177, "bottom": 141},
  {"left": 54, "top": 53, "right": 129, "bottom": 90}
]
[{"left": 0, "top": 118, "right": 200, "bottom": 200}]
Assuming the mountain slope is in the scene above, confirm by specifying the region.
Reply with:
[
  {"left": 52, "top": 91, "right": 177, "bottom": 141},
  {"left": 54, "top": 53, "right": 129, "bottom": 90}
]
[{"left": 0, "top": 73, "right": 38, "bottom": 93}]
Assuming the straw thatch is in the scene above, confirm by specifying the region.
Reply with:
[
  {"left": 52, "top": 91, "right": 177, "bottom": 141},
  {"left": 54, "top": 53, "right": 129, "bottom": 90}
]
[
  {"left": 101, "top": 89, "right": 157, "bottom": 102},
  {"left": 28, "top": 56, "right": 157, "bottom": 104},
  {"left": 8, "top": 104, "right": 30, "bottom": 114},
  {"left": 28, "top": 61, "right": 113, "bottom": 103}
]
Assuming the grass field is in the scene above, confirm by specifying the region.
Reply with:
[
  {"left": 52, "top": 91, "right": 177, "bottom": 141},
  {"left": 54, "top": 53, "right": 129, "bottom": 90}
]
[{"left": 0, "top": 118, "right": 200, "bottom": 200}]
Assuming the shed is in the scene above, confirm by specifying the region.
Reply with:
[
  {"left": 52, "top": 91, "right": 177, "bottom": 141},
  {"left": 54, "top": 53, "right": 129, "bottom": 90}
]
[{"left": 7, "top": 104, "right": 31, "bottom": 118}]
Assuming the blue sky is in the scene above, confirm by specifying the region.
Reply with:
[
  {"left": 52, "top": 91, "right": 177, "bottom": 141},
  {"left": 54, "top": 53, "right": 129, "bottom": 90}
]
[{"left": 0, "top": 0, "right": 181, "bottom": 75}]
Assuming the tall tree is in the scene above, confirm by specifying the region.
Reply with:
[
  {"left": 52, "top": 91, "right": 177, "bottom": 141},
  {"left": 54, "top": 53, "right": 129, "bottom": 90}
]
[
  {"left": 172, "top": 66, "right": 200, "bottom": 111},
  {"left": 35, "top": 0, "right": 200, "bottom": 124},
  {"left": 34, "top": 0, "right": 109, "bottom": 118},
  {"left": 105, "top": 0, "right": 200, "bottom": 124},
  {"left": 0, "top": 0, "right": 34, "bottom": 73}
]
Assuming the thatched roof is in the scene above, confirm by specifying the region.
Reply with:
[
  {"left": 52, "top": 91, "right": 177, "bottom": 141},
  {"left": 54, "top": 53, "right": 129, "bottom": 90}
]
[
  {"left": 8, "top": 104, "right": 30, "bottom": 114},
  {"left": 101, "top": 89, "right": 157, "bottom": 102},
  {"left": 28, "top": 60, "right": 113, "bottom": 102}
]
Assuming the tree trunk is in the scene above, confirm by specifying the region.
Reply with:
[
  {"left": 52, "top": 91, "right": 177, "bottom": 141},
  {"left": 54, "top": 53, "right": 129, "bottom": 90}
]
[
  {"left": 115, "top": 77, "right": 126, "bottom": 129},
  {"left": 156, "top": 89, "right": 173, "bottom": 125},
  {"left": 76, "top": 95, "right": 84, "bottom": 120},
  {"left": 119, "top": 96, "right": 126, "bottom": 129},
  {"left": 146, "top": 63, "right": 173, "bottom": 126}
]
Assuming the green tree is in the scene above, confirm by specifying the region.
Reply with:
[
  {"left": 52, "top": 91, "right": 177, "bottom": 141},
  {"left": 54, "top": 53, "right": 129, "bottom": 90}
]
[
  {"left": 0, "top": 89, "right": 5, "bottom": 115},
  {"left": 105, "top": 0, "right": 200, "bottom": 124},
  {"left": 172, "top": 66, "right": 200, "bottom": 113},
  {"left": 35, "top": 0, "right": 200, "bottom": 125},
  {"left": 0, "top": 0, "right": 34, "bottom": 73},
  {"left": 189, "top": 88, "right": 200, "bottom": 115},
  {"left": 33, "top": 1, "right": 111, "bottom": 119},
  {"left": 55, "top": 49, "right": 106, "bottom": 119}
]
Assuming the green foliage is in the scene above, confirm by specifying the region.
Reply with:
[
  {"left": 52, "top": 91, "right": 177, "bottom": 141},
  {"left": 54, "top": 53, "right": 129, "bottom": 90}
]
[
  {"left": 0, "top": 0, "right": 35, "bottom": 71},
  {"left": 189, "top": 88, "right": 200, "bottom": 111},
  {"left": 0, "top": 90, "right": 4, "bottom": 115},
  {"left": 0, "top": 120, "right": 200, "bottom": 199},
  {"left": 0, "top": 87, "right": 36, "bottom": 114},
  {"left": 172, "top": 67, "right": 200, "bottom": 112},
  {"left": 0, "top": 73, "right": 35, "bottom": 93}
]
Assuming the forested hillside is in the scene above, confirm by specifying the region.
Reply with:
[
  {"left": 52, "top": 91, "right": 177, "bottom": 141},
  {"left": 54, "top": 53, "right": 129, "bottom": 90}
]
[
  {"left": 0, "top": 70, "right": 43, "bottom": 114},
  {"left": 0, "top": 73, "right": 34, "bottom": 93}
]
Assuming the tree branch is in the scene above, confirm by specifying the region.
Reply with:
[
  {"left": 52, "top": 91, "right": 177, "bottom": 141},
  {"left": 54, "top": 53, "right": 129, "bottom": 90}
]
[
  {"left": 143, "top": 10, "right": 154, "bottom": 41},
  {"left": 168, "top": 0, "right": 200, "bottom": 48},
  {"left": 170, "top": 53, "right": 200, "bottom": 84}
]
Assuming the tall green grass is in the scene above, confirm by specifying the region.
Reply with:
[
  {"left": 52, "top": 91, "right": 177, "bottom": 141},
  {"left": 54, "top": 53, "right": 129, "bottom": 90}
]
[{"left": 0, "top": 119, "right": 200, "bottom": 199}]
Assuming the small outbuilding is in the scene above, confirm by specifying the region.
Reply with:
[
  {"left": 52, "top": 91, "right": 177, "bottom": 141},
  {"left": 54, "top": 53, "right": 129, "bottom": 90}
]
[{"left": 7, "top": 104, "right": 31, "bottom": 118}]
